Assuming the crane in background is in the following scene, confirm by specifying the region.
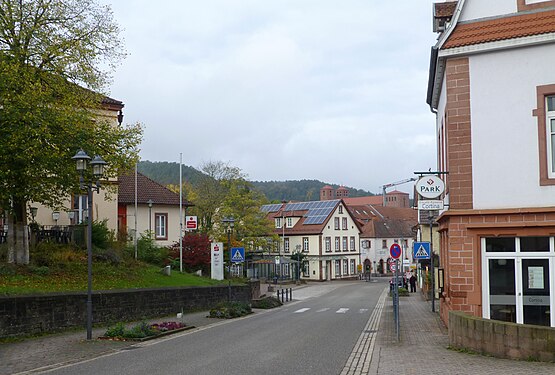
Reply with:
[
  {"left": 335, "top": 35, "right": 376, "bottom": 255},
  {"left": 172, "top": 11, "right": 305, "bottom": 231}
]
[{"left": 380, "top": 177, "right": 418, "bottom": 206}]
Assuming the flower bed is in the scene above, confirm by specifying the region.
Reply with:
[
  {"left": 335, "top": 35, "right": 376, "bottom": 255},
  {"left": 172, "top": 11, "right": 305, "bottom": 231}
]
[{"left": 100, "top": 321, "right": 193, "bottom": 341}]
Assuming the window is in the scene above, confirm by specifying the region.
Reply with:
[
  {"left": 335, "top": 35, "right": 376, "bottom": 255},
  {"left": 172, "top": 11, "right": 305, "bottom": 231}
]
[
  {"left": 342, "top": 217, "right": 348, "bottom": 230},
  {"left": 547, "top": 96, "right": 555, "bottom": 178},
  {"left": 350, "top": 259, "right": 356, "bottom": 274},
  {"left": 535, "top": 85, "right": 555, "bottom": 184},
  {"left": 335, "top": 237, "right": 340, "bottom": 252},
  {"left": 334, "top": 217, "right": 340, "bottom": 230},
  {"left": 382, "top": 240, "right": 387, "bottom": 248},
  {"left": 303, "top": 237, "right": 309, "bottom": 252},
  {"left": 339, "top": 205, "right": 343, "bottom": 214},
  {"left": 303, "top": 261, "right": 310, "bottom": 277},
  {"left": 325, "top": 237, "right": 331, "bottom": 252},
  {"left": 342, "top": 236, "right": 348, "bottom": 251},
  {"left": 283, "top": 263, "right": 290, "bottom": 277},
  {"left": 287, "top": 217, "right": 293, "bottom": 228},
  {"left": 350, "top": 236, "right": 355, "bottom": 251},
  {"left": 155, "top": 213, "right": 168, "bottom": 239},
  {"left": 275, "top": 217, "right": 282, "bottom": 228},
  {"left": 343, "top": 260, "right": 349, "bottom": 275},
  {"left": 284, "top": 238, "right": 290, "bottom": 253},
  {"left": 335, "top": 260, "right": 341, "bottom": 276}
]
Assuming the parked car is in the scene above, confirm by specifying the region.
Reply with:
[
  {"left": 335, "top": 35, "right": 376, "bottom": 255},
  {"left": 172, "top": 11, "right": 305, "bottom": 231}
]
[{"left": 389, "top": 277, "right": 404, "bottom": 291}]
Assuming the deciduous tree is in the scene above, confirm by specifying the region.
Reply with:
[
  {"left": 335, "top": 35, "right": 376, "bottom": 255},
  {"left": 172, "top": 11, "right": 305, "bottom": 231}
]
[{"left": 0, "top": 0, "right": 142, "bottom": 264}]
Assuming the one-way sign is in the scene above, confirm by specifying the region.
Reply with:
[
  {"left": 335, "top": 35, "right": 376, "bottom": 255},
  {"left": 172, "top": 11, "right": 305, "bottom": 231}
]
[
  {"left": 231, "top": 247, "right": 245, "bottom": 263},
  {"left": 413, "top": 242, "right": 431, "bottom": 259}
]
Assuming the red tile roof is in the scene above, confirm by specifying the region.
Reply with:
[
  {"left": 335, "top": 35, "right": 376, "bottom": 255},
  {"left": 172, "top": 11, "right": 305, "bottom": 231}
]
[
  {"left": 118, "top": 172, "right": 192, "bottom": 206},
  {"left": 443, "top": 8, "right": 555, "bottom": 49}
]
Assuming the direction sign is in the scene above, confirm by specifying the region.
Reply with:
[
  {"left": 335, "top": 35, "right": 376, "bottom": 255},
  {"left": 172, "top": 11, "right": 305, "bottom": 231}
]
[
  {"left": 413, "top": 242, "right": 431, "bottom": 259},
  {"left": 390, "top": 243, "right": 402, "bottom": 259},
  {"left": 185, "top": 216, "right": 198, "bottom": 230},
  {"left": 231, "top": 247, "right": 245, "bottom": 263}
]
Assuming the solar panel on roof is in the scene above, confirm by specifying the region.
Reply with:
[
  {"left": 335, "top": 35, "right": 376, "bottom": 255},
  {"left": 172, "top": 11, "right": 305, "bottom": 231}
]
[{"left": 261, "top": 203, "right": 282, "bottom": 213}]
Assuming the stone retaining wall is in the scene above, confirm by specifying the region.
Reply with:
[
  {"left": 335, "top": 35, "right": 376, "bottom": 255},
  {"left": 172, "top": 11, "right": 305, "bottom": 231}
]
[
  {"left": 0, "top": 281, "right": 259, "bottom": 338},
  {"left": 449, "top": 310, "right": 555, "bottom": 362}
]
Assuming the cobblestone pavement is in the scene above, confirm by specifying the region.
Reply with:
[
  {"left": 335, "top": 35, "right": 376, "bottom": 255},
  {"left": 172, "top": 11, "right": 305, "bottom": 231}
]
[{"left": 369, "top": 289, "right": 555, "bottom": 374}]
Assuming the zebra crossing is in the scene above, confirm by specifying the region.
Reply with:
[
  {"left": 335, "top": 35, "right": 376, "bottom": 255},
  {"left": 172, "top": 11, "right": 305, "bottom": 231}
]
[{"left": 293, "top": 307, "right": 369, "bottom": 314}]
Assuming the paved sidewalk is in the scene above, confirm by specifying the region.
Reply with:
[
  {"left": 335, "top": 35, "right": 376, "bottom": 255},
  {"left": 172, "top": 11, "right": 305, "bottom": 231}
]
[{"left": 369, "top": 289, "right": 555, "bottom": 374}]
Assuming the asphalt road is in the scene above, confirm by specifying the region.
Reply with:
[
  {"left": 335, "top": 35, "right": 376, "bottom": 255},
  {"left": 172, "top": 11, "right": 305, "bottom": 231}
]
[{"left": 46, "top": 280, "right": 387, "bottom": 375}]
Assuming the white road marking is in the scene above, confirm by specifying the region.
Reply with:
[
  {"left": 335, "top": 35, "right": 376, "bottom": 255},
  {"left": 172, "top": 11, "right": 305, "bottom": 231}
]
[
  {"left": 359, "top": 309, "right": 369, "bottom": 313},
  {"left": 336, "top": 308, "right": 349, "bottom": 314},
  {"left": 294, "top": 308, "right": 311, "bottom": 313},
  {"left": 316, "top": 308, "right": 330, "bottom": 312}
]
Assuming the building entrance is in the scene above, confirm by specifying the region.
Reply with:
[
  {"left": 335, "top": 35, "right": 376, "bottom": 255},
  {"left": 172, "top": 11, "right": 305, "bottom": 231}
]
[{"left": 482, "top": 237, "right": 554, "bottom": 327}]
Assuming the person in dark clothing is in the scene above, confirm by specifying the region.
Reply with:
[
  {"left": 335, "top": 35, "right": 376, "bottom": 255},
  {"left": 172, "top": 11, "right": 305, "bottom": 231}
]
[{"left": 409, "top": 272, "right": 417, "bottom": 293}]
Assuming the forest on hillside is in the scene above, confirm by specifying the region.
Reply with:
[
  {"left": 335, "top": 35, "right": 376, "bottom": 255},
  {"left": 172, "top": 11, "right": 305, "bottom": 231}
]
[{"left": 137, "top": 161, "right": 375, "bottom": 202}]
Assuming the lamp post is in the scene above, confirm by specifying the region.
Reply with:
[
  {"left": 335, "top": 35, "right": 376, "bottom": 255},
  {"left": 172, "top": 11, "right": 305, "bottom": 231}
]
[
  {"left": 29, "top": 206, "right": 38, "bottom": 222},
  {"left": 428, "top": 210, "right": 435, "bottom": 313},
  {"left": 72, "top": 149, "right": 107, "bottom": 340},
  {"left": 222, "top": 217, "right": 235, "bottom": 302},
  {"left": 147, "top": 199, "right": 153, "bottom": 234},
  {"left": 52, "top": 211, "right": 60, "bottom": 226}
]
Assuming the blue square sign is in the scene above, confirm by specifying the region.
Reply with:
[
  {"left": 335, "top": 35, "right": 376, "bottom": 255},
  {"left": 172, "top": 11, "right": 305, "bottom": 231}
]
[
  {"left": 413, "top": 242, "right": 430, "bottom": 259},
  {"left": 231, "top": 247, "right": 245, "bottom": 263}
]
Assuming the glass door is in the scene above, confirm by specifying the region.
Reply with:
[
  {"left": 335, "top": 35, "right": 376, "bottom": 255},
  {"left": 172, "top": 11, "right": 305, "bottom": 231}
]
[
  {"left": 521, "top": 259, "right": 550, "bottom": 326},
  {"left": 488, "top": 258, "right": 516, "bottom": 323}
]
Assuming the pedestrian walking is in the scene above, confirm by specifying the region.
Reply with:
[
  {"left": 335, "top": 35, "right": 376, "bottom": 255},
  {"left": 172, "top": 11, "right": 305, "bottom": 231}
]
[{"left": 409, "top": 271, "right": 417, "bottom": 293}]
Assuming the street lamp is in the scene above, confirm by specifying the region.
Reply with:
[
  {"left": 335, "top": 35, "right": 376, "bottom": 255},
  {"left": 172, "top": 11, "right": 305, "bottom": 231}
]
[
  {"left": 428, "top": 210, "right": 435, "bottom": 313},
  {"left": 72, "top": 149, "right": 107, "bottom": 340},
  {"left": 222, "top": 216, "right": 235, "bottom": 302},
  {"left": 147, "top": 199, "right": 153, "bottom": 234},
  {"left": 29, "top": 206, "right": 38, "bottom": 222},
  {"left": 52, "top": 211, "right": 60, "bottom": 225}
]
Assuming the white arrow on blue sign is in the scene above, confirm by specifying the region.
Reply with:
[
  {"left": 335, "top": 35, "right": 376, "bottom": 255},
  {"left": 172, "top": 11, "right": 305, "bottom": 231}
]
[
  {"left": 231, "top": 247, "right": 245, "bottom": 263},
  {"left": 413, "top": 242, "right": 431, "bottom": 259}
]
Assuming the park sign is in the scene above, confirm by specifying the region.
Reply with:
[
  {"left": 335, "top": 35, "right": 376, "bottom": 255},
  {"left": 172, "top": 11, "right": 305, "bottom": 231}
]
[
  {"left": 211, "top": 242, "right": 224, "bottom": 280},
  {"left": 415, "top": 175, "right": 445, "bottom": 199}
]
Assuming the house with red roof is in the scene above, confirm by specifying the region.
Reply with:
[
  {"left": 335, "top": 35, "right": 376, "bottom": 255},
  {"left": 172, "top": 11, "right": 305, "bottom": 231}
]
[
  {"left": 428, "top": 0, "right": 555, "bottom": 327},
  {"left": 348, "top": 205, "right": 418, "bottom": 276},
  {"left": 261, "top": 199, "right": 361, "bottom": 281},
  {"left": 118, "top": 172, "right": 193, "bottom": 247}
]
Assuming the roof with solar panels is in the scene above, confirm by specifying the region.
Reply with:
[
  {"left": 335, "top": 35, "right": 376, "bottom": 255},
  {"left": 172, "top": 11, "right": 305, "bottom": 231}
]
[{"left": 261, "top": 199, "right": 359, "bottom": 235}]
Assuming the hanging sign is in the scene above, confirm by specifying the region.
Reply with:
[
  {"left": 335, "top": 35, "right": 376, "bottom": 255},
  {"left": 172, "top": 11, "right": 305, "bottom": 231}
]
[{"left": 415, "top": 175, "right": 445, "bottom": 199}]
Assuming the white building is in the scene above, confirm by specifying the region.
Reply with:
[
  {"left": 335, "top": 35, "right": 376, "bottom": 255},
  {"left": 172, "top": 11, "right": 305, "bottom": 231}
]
[
  {"left": 262, "top": 199, "right": 361, "bottom": 281},
  {"left": 428, "top": 0, "right": 555, "bottom": 327},
  {"left": 118, "top": 172, "right": 193, "bottom": 247}
]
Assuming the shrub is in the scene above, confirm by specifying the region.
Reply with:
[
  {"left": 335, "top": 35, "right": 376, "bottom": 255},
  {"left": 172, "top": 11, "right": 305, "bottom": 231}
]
[
  {"left": 130, "top": 231, "right": 168, "bottom": 266},
  {"left": 104, "top": 321, "right": 185, "bottom": 339},
  {"left": 92, "top": 220, "right": 114, "bottom": 250},
  {"left": 251, "top": 296, "right": 282, "bottom": 309},
  {"left": 123, "top": 321, "right": 156, "bottom": 338},
  {"left": 31, "top": 266, "right": 50, "bottom": 276},
  {"left": 209, "top": 301, "right": 252, "bottom": 319},
  {"left": 0, "top": 263, "right": 16, "bottom": 276},
  {"left": 105, "top": 322, "right": 126, "bottom": 338}
]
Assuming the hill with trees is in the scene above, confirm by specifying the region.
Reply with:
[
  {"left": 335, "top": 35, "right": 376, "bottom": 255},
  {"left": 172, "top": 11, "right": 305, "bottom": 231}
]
[{"left": 137, "top": 161, "right": 375, "bottom": 202}]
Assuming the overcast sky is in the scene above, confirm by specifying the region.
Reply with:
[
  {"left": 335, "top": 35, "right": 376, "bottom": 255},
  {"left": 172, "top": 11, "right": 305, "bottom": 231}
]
[{"left": 105, "top": 0, "right": 438, "bottom": 195}]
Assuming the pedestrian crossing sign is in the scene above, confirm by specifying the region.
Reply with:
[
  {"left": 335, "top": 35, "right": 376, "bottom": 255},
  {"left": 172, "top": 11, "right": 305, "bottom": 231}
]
[
  {"left": 231, "top": 247, "right": 245, "bottom": 263},
  {"left": 413, "top": 242, "right": 431, "bottom": 259}
]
